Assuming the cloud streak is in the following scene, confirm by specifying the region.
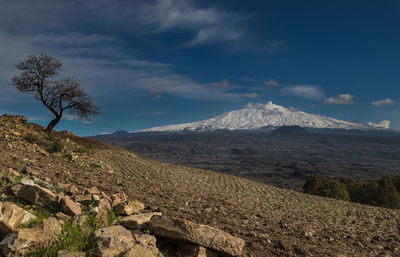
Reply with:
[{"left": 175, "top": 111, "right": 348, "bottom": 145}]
[
  {"left": 243, "top": 93, "right": 258, "bottom": 99},
  {"left": 324, "top": 94, "right": 354, "bottom": 105},
  {"left": 371, "top": 98, "right": 395, "bottom": 107},
  {"left": 264, "top": 79, "right": 279, "bottom": 87},
  {"left": 282, "top": 85, "right": 324, "bottom": 100}
]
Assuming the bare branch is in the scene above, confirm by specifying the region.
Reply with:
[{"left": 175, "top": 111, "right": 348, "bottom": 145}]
[{"left": 12, "top": 54, "right": 99, "bottom": 132}]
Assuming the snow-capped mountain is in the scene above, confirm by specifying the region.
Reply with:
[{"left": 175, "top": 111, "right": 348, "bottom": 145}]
[{"left": 138, "top": 102, "right": 390, "bottom": 132}]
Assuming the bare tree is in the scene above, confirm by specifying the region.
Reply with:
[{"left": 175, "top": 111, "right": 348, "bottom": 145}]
[{"left": 12, "top": 54, "right": 99, "bottom": 132}]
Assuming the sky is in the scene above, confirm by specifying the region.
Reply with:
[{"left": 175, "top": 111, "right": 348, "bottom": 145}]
[{"left": 0, "top": 0, "right": 399, "bottom": 136}]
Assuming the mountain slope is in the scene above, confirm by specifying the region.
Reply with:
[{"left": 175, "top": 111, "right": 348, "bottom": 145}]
[
  {"left": 139, "top": 102, "right": 388, "bottom": 132},
  {"left": 1, "top": 114, "right": 399, "bottom": 256}
]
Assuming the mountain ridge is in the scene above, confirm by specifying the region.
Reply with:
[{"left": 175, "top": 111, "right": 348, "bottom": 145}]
[{"left": 138, "top": 102, "right": 390, "bottom": 133}]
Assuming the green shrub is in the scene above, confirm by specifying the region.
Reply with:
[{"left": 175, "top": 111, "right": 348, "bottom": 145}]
[
  {"left": 46, "top": 140, "right": 64, "bottom": 153},
  {"left": 25, "top": 214, "right": 98, "bottom": 257},
  {"left": 303, "top": 176, "right": 350, "bottom": 201},
  {"left": 24, "top": 133, "right": 40, "bottom": 144},
  {"left": 89, "top": 163, "right": 102, "bottom": 170},
  {"left": 304, "top": 175, "right": 400, "bottom": 210}
]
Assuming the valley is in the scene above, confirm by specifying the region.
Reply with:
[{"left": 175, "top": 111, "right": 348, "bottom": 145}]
[{"left": 94, "top": 131, "right": 400, "bottom": 190}]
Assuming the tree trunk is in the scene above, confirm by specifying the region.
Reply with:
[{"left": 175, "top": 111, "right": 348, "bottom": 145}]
[{"left": 46, "top": 115, "right": 61, "bottom": 132}]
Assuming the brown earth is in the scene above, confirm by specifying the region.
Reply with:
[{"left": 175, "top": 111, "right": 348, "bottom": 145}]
[{"left": 0, "top": 114, "right": 399, "bottom": 257}]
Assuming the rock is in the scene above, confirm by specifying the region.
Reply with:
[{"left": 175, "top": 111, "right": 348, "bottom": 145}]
[
  {"left": 60, "top": 196, "right": 82, "bottom": 216},
  {"left": 57, "top": 250, "right": 85, "bottom": 257},
  {"left": 101, "top": 192, "right": 112, "bottom": 203},
  {"left": 74, "top": 195, "right": 92, "bottom": 206},
  {"left": 111, "top": 193, "right": 127, "bottom": 206},
  {"left": 96, "top": 209, "right": 109, "bottom": 228},
  {"left": 98, "top": 199, "right": 112, "bottom": 212},
  {"left": 177, "top": 244, "right": 218, "bottom": 257},
  {"left": 149, "top": 216, "right": 245, "bottom": 257},
  {"left": 20, "top": 210, "right": 37, "bottom": 224},
  {"left": 120, "top": 212, "right": 162, "bottom": 230},
  {"left": 116, "top": 245, "right": 154, "bottom": 257},
  {"left": 12, "top": 180, "right": 58, "bottom": 207},
  {"left": 0, "top": 202, "right": 26, "bottom": 238},
  {"left": 0, "top": 217, "right": 62, "bottom": 256},
  {"left": 86, "top": 186, "right": 100, "bottom": 195},
  {"left": 21, "top": 166, "right": 39, "bottom": 177},
  {"left": 94, "top": 225, "right": 135, "bottom": 257},
  {"left": 56, "top": 212, "right": 71, "bottom": 221},
  {"left": 73, "top": 215, "right": 88, "bottom": 228},
  {"left": 92, "top": 194, "right": 101, "bottom": 205},
  {"left": 114, "top": 200, "right": 145, "bottom": 216},
  {"left": 132, "top": 231, "right": 159, "bottom": 256},
  {"left": 96, "top": 199, "right": 112, "bottom": 228}
]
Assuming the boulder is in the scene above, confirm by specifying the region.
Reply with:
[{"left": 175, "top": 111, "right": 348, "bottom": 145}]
[
  {"left": 0, "top": 217, "right": 62, "bottom": 256},
  {"left": 149, "top": 216, "right": 245, "bottom": 257},
  {"left": 0, "top": 202, "right": 26, "bottom": 238},
  {"left": 177, "top": 244, "right": 218, "bottom": 257},
  {"left": 94, "top": 225, "right": 135, "bottom": 257},
  {"left": 113, "top": 200, "right": 145, "bottom": 216},
  {"left": 132, "top": 231, "right": 159, "bottom": 256},
  {"left": 59, "top": 196, "right": 82, "bottom": 216},
  {"left": 12, "top": 179, "right": 57, "bottom": 207},
  {"left": 120, "top": 212, "right": 162, "bottom": 230},
  {"left": 57, "top": 250, "right": 85, "bottom": 257}
]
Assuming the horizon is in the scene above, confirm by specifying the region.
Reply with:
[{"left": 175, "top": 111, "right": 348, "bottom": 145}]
[{"left": 1, "top": 0, "right": 399, "bottom": 136}]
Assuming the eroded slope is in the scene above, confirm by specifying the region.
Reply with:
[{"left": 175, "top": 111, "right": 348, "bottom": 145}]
[{"left": 0, "top": 114, "right": 399, "bottom": 256}]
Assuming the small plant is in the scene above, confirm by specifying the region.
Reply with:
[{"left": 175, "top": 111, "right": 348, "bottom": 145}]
[
  {"left": 18, "top": 208, "right": 52, "bottom": 229},
  {"left": 73, "top": 145, "right": 91, "bottom": 154},
  {"left": 46, "top": 140, "right": 64, "bottom": 153},
  {"left": 24, "top": 214, "right": 98, "bottom": 256},
  {"left": 24, "top": 133, "right": 40, "bottom": 144},
  {"left": 106, "top": 210, "right": 118, "bottom": 226},
  {"left": 89, "top": 163, "right": 102, "bottom": 170}
]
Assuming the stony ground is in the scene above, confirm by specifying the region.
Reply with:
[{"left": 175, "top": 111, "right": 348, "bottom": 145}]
[{"left": 1, "top": 114, "right": 400, "bottom": 257}]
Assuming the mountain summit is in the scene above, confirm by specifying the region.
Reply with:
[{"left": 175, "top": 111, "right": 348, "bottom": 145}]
[{"left": 139, "top": 102, "right": 389, "bottom": 132}]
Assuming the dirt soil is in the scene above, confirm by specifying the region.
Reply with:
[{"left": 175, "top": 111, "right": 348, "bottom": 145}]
[{"left": 1, "top": 114, "right": 399, "bottom": 257}]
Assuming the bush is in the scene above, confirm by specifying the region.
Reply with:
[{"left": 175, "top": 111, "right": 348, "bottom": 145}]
[
  {"left": 24, "top": 133, "right": 40, "bottom": 144},
  {"left": 303, "top": 176, "right": 350, "bottom": 201},
  {"left": 46, "top": 140, "right": 64, "bottom": 153},
  {"left": 304, "top": 175, "right": 400, "bottom": 210}
]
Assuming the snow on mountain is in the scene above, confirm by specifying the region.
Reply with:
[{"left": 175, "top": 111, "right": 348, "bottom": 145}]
[{"left": 138, "top": 101, "right": 389, "bottom": 132}]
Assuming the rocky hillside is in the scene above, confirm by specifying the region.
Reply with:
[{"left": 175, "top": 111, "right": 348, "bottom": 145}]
[{"left": 0, "top": 114, "right": 399, "bottom": 256}]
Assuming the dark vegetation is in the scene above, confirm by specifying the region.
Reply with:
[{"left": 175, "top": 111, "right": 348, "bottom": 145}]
[{"left": 304, "top": 175, "right": 400, "bottom": 209}]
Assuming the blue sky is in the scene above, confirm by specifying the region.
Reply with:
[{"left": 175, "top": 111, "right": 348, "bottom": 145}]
[{"left": 0, "top": 0, "right": 399, "bottom": 135}]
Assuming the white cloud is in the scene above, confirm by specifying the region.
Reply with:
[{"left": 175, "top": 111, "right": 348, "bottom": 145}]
[
  {"left": 324, "top": 94, "right": 354, "bottom": 104},
  {"left": 264, "top": 79, "right": 279, "bottom": 87},
  {"left": 148, "top": 88, "right": 163, "bottom": 99},
  {"left": 368, "top": 120, "right": 391, "bottom": 129},
  {"left": 243, "top": 93, "right": 258, "bottom": 99},
  {"left": 371, "top": 98, "right": 395, "bottom": 107},
  {"left": 282, "top": 85, "right": 325, "bottom": 100},
  {"left": 0, "top": 0, "right": 246, "bottom": 47},
  {"left": 212, "top": 80, "right": 230, "bottom": 88}
]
